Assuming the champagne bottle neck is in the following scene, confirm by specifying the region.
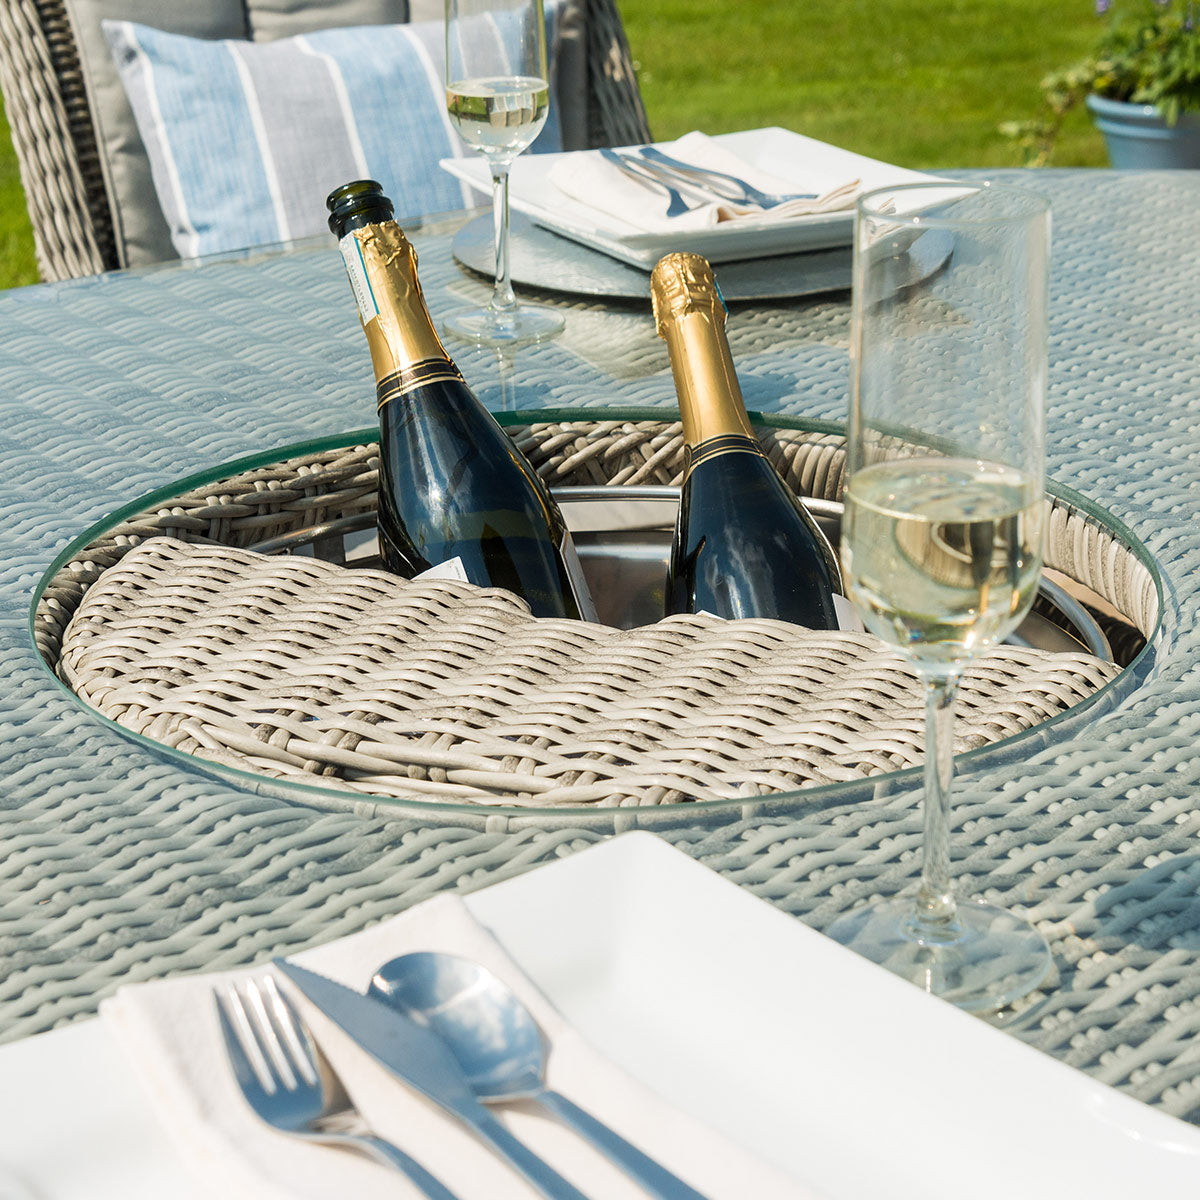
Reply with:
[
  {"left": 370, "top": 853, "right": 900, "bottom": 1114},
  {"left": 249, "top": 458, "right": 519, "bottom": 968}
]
[
  {"left": 338, "top": 221, "right": 454, "bottom": 393},
  {"left": 660, "top": 309, "right": 758, "bottom": 455}
]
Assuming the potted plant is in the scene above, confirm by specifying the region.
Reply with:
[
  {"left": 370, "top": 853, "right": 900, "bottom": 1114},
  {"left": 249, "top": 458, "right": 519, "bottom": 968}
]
[{"left": 1004, "top": 0, "right": 1200, "bottom": 167}]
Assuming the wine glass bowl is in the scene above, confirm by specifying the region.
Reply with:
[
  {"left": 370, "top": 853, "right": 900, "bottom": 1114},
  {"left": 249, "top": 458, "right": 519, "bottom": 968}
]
[
  {"left": 443, "top": 0, "right": 564, "bottom": 346},
  {"left": 827, "top": 181, "right": 1054, "bottom": 1013},
  {"left": 843, "top": 455, "right": 1045, "bottom": 665},
  {"left": 446, "top": 76, "right": 549, "bottom": 159}
]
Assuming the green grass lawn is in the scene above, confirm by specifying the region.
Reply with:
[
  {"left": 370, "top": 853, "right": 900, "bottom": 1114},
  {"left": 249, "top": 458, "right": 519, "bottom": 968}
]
[
  {"left": 0, "top": 106, "right": 38, "bottom": 290},
  {"left": 0, "top": 0, "right": 1104, "bottom": 290},
  {"left": 620, "top": 0, "right": 1104, "bottom": 167}
]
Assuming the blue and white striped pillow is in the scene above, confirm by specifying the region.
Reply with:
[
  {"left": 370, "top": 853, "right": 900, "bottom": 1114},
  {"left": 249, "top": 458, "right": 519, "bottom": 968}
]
[{"left": 102, "top": 16, "right": 565, "bottom": 260}]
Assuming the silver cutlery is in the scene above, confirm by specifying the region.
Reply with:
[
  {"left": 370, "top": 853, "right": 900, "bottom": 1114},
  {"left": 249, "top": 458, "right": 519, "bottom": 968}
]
[
  {"left": 274, "top": 958, "right": 591, "bottom": 1200},
  {"left": 637, "top": 146, "right": 817, "bottom": 208},
  {"left": 598, "top": 147, "right": 691, "bottom": 218},
  {"left": 216, "top": 975, "right": 461, "bottom": 1199},
  {"left": 370, "top": 952, "right": 712, "bottom": 1200}
]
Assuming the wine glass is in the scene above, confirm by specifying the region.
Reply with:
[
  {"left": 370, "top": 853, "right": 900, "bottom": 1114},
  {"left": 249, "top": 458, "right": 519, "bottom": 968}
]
[
  {"left": 444, "top": 0, "right": 564, "bottom": 345},
  {"left": 827, "top": 181, "right": 1053, "bottom": 1013}
]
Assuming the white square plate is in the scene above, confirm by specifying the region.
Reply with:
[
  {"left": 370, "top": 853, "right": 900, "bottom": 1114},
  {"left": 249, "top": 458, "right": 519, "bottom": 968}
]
[
  {"left": 1, "top": 833, "right": 1198, "bottom": 1198},
  {"left": 440, "top": 127, "right": 943, "bottom": 267},
  {"left": 466, "top": 833, "right": 1200, "bottom": 1199}
]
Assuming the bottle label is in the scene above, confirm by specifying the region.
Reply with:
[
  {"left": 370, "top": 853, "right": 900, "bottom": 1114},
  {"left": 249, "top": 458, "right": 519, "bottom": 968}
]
[
  {"left": 338, "top": 233, "right": 379, "bottom": 324},
  {"left": 691, "top": 602, "right": 862, "bottom": 631},
  {"left": 376, "top": 360, "right": 467, "bottom": 410},
  {"left": 414, "top": 544, "right": 596, "bottom": 621},
  {"left": 559, "top": 531, "right": 600, "bottom": 623},
  {"left": 833, "top": 594, "right": 866, "bottom": 632},
  {"left": 414, "top": 557, "right": 470, "bottom": 583},
  {"left": 685, "top": 433, "right": 762, "bottom": 473}
]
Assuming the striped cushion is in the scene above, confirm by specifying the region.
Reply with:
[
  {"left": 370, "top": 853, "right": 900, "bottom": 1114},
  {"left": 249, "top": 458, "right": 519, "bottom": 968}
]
[{"left": 102, "top": 15, "right": 565, "bottom": 260}]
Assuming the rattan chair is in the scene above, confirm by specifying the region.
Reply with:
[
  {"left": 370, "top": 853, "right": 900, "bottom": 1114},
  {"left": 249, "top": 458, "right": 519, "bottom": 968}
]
[{"left": 0, "top": 0, "right": 651, "bottom": 283}]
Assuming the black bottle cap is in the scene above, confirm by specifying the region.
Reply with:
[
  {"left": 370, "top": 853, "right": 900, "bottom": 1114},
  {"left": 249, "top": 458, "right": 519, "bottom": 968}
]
[{"left": 326, "top": 179, "right": 395, "bottom": 237}]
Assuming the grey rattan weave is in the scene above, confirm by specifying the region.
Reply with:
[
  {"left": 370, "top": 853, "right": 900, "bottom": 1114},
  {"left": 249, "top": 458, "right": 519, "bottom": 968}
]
[
  {"left": 0, "top": 0, "right": 108, "bottom": 280},
  {"left": 4, "top": 174, "right": 1200, "bottom": 1133},
  {"left": 0, "top": 0, "right": 651, "bottom": 281}
]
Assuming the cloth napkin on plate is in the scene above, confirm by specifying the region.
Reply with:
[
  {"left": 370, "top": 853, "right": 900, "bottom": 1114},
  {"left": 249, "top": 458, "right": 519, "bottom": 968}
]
[
  {"left": 101, "top": 892, "right": 820, "bottom": 1200},
  {"left": 547, "top": 130, "right": 860, "bottom": 234}
]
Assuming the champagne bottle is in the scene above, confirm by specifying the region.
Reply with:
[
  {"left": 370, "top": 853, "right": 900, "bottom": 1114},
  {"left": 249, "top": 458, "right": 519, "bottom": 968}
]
[
  {"left": 651, "top": 251, "right": 850, "bottom": 629},
  {"left": 326, "top": 180, "right": 594, "bottom": 621}
]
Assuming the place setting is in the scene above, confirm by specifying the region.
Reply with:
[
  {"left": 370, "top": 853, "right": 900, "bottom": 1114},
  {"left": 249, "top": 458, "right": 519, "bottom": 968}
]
[
  {"left": 98, "top": 838, "right": 811, "bottom": 1200},
  {"left": 10, "top": 834, "right": 1200, "bottom": 1199},
  {"left": 432, "top": 0, "right": 949, "bottom": 316},
  {"left": 446, "top": 127, "right": 945, "bottom": 303}
]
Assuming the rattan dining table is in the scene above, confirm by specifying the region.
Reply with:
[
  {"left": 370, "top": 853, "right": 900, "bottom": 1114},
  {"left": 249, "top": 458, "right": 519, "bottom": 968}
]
[{"left": 0, "top": 165, "right": 1198, "bottom": 1140}]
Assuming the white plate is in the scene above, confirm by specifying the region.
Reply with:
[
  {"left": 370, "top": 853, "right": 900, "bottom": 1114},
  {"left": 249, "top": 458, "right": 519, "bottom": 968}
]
[
  {"left": 441, "top": 128, "right": 942, "bottom": 267},
  {"left": 2, "top": 833, "right": 1199, "bottom": 1198}
]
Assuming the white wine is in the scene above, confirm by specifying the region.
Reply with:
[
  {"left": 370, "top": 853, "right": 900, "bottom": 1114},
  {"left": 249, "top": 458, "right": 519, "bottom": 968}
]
[
  {"left": 842, "top": 456, "right": 1045, "bottom": 664},
  {"left": 446, "top": 76, "right": 549, "bottom": 156},
  {"left": 326, "top": 180, "right": 594, "bottom": 621},
  {"left": 651, "top": 252, "right": 851, "bottom": 629}
]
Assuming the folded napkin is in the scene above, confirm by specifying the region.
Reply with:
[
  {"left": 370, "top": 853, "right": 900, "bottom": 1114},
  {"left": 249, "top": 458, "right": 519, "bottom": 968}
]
[
  {"left": 102, "top": 893, "right": 819, "bottom": 1199},
  {"left": 548, "top": 130, "right": 860, "bottom": 235}
]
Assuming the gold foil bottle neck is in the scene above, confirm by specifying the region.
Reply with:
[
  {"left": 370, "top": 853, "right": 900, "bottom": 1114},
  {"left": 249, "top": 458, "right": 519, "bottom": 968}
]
[
  {"left": 650, "top": 252, "right": 726, "bottom": 338},
  {"left": 358, "top": 221, "right": 421, "bottom": 302},
  {"left": 651, "top": 252, "right": 754, "bottom": 453},
  {"left": 349, "top": 221, "right": 451, "bottom": 381}
]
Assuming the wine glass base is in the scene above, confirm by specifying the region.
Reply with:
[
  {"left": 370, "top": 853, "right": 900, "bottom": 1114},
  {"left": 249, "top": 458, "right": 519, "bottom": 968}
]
[
  {"left": 825, "top": 898, "right": 1052, "bottom": 1014},
  {"left": 442, "top": 304, "right": 564, "bottom": 348}
]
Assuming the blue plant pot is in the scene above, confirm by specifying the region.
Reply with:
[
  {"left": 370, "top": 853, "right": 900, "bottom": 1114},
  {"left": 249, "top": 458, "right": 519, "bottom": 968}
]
[{"left": 1086, "top": 94, "right": 1200, "bottom": 169}]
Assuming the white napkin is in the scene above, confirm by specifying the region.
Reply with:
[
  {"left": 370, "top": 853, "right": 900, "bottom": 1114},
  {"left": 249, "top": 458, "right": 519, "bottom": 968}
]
[
  {"left": 101, "top": 893, "right": 820, "bottom": 1199},
  {"left": 547, "top": 131, "right": 860, "bottom": 235}
]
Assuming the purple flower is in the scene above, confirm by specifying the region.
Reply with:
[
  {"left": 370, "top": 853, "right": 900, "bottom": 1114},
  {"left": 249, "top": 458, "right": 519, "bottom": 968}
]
[{"left": 1095, "top": 0, "right": 1111, "bottom": 11}]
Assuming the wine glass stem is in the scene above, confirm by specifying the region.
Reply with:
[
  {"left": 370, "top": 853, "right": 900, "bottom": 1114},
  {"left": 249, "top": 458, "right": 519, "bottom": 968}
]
[
  {"left": 489, "top": 162, "right": 517, "bottom": 315},
  {"left": 494, "top": 345, "right": 515, "bottom": 411},
  {"left": 913, "top": 671, "right": 962, "bottom": 940}
]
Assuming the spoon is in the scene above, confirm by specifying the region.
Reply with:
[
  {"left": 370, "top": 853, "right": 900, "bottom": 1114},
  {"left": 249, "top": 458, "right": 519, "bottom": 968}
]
[{"left": 369, "top": 952, "right": 710, "bottom": 1200}]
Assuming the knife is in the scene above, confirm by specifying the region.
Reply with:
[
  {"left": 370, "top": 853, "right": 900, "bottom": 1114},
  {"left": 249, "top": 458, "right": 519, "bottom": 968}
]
[{"left": 274, "top": 958, "right": 590, "bottom": 1200}]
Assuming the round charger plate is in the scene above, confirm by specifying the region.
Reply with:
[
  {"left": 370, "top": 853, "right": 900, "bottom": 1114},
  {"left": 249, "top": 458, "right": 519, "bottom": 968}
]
[{"left": 452, "top": 213, "right": 855, "bottom": 302}]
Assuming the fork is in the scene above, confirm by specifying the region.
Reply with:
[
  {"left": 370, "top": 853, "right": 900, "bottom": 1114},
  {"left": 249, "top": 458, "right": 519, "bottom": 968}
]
[
  {"left": 637, "top": 146, "right": 818, "bottom": 208},
  {"left": 217, "top": 975, "right": 461, "bottom": 1200}
]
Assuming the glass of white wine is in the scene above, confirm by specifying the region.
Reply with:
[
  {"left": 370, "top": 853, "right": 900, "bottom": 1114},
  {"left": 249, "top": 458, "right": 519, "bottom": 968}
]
[
  {"left": 444, "top": 0, "right": 564, "bottom": 345},
  {"left": 827, "top": 181, "right": 1054, "bottom": 1012}
]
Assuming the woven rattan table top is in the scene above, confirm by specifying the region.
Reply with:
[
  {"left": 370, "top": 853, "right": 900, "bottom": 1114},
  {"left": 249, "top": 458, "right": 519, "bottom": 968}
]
[{"left": 2, "top": 170, "right": 1200, "bottom": 1128}]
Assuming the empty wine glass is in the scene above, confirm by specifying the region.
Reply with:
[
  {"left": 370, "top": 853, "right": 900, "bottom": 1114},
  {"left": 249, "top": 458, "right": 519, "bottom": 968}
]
[
  {"left": 444, "top": 0, "right": 564, "bottom": 345},
  {"left": 827, "top": 181, "right": 1054, "bottom": 1013}
]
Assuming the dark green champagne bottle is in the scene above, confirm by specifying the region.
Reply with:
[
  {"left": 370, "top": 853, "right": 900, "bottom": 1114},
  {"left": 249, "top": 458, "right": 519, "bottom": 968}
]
[
  {"left": 652, "top": 251, "right": 847, "bottom": 629},
  {"left": 327, "top": 180, "right": 593, "bottom": 621}
]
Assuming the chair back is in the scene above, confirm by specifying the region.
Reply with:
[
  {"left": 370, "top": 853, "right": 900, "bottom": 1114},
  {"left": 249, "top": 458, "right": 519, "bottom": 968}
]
[{"left": 0, "top": 0, "right": 650, "bottom": 281}]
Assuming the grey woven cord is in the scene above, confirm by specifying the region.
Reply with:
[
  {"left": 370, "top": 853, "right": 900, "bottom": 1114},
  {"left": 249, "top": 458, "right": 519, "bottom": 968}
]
[
  {"left": 584, "top": 0, "right": 652, "bottom": 147},
  {"left": 0, "top": 0, "right": 107, "bottom": 280},
  {"left": 0, "top": 170, "right": 1198, "bottom": 1133}
]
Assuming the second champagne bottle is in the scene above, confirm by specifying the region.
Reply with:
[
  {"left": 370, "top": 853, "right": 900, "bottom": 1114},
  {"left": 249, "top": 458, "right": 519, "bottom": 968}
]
[
  {"left": 327, "top": 180, "right": 594, "bottom": 621},
  {"left": 652, "top": 251, "right": 857, "bottom": 630}
]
